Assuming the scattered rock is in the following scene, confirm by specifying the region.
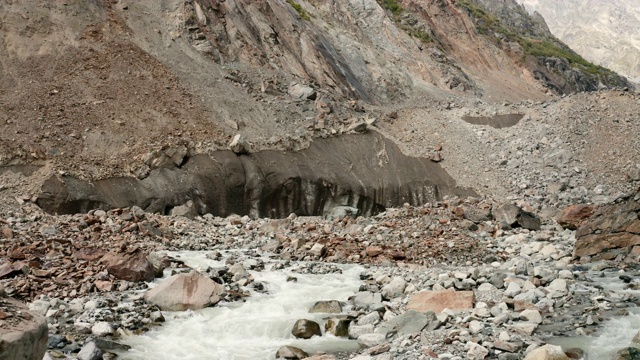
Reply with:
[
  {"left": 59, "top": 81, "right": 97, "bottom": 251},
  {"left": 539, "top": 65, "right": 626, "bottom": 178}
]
[
  {"left": 325, "top": 317, "right": 350, "bottom": 337},
  {"left": 229, "top": 134, "right": 249, "bottom": 154}
]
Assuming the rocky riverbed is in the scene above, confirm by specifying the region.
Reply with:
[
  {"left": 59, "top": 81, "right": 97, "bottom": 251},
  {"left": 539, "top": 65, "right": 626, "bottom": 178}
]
[{"left": 1, "top": 186, "right": 639, "bottom": 360}]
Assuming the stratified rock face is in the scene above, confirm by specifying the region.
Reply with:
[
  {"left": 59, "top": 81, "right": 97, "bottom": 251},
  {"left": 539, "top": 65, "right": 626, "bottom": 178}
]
[
  {"left": 36, "top": 132, "right": 473, "bottom": 218},
  {"left": 0, "top": 297, "right": 48, "bottom": 360},
  {"left": 144, "top": 272, "right": 225, "bottom": 311},
  {"left": 574, "top": 198, "right": 640, "bottom": 260},
  {"left": 556, "top": 204, "right": 596, "bottom": 230}
]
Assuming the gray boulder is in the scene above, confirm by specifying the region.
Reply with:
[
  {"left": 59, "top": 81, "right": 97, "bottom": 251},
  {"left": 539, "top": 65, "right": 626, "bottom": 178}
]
[
  {"left": 144, "top": 272, "right": 225, "bottom": 311},
  {"left": 77, "top": 341, "right": 103, "bottom": 360},
  {"left": 309, "top": 300, "right": 342, "bottom": 313},
  {"left": 351, "top": 291, "right": 383, "bottom": 310},
  {"left": 381, "top": 276, "right": 406, "bottom": 300},
  {"left": 288, "top": 83, "right": 317, "bottom": 100},
  {"left": 276, "top": 345, "right": 309, "bottom": 359},
  {"left": 376, "top": 310, "right": 440, "bottom": 337},
  {"left": 229, "top": 134, "right": 248, "bottom": 154},
  {"left": 291, "top": 319, "right": 322, "bottom": 339}
]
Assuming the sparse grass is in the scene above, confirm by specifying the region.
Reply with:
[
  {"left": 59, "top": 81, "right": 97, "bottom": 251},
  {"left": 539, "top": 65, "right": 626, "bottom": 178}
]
[
  {"left": 456, "top": 0, "right": 611, "bottom": 76},
  {"left": 377, "top": 0, "right": 434, "bottom": 44},
  {"left": 522, "top": 39, "right": 612, "bottom": 75},
  {"left": 286, "top": 0, "right": 311, "bottom": 21},
  {"left": 378, "top": 0, "right": 403, "bottom": 16}
]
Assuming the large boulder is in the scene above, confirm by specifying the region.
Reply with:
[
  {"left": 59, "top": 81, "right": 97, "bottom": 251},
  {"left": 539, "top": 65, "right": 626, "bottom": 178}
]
[
  {"left": 0, "top": 297, "right": 48, "bottom": 360},
  {"left": 309, "top": 300, "right": 342, "bottom": 313},
  {"left": 102, "top": 248, "right": 156, "bottom": 282},
  {"left": 523, "top": 345, "right": 569, "bottom": 360},
  {"left": 144, "top": 272, "right": 225, "bottom": 311},
  {"left": 375, "top": 310, "right": 439, "bottom": 337},
  {"left": 495, "top": 204, "right": 541, "bottom": 230},
  {"left": 381, "top": 276, "right": 406, "bottom": 300},
  {"left": 291, "top": 319, "right": 322, "bottom": 339},
  {"left": 276, "top": 345, "right": 309, "bottom": 359},
  {"left": 573, "top": 198, "right": 640, "bottom": 260},
  {"left": 77, "top": 341, "right": 103, "bottom": 360},
  {"left": 406, "top": 290, "right": 474, "bottom": 313},
  {"left": 351, "top": 291, "right": 383, "bottom": 310},
  {"left": 288, "top": 83, "right": 317, "bottom": 100},
  {"left": 556, "top": 204, "right": 596, "bottom": 230}
]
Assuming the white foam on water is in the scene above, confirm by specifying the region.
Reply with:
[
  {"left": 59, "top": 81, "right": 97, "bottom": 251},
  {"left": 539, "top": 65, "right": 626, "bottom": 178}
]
[
  {"left": 548, "top": 310, "right": 640, "bottom": 359},
  {"left": 121, "top": 251, "right": 364, "bottom": 360}
]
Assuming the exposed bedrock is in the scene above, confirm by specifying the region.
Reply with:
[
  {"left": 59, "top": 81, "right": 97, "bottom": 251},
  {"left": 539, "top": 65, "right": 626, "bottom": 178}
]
[{"left": 36, "top": 132, "right": 474, "bottom": 218}]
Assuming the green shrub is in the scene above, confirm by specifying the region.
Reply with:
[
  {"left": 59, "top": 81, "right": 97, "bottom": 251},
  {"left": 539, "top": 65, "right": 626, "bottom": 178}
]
[
  {"left": 522, "top": 39, "right": 611, "bottom": 75},
  {"left": 286, "top": 0, "right": 311, "bottom": 21},
  {"left": 456, "top": 0, "right": 611, "bottom": 75},
  {"left": 379, "top": 0, "right": 403, "bottom": 16}
]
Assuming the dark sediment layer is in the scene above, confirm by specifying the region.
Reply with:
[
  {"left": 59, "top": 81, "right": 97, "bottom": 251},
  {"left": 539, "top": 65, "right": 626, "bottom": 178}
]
[
  {"left": 462, "top": 114, "right": 524, "bottom": 129},
  {"left": 36, "top": 132, "right": 474, "bottom": 218}
]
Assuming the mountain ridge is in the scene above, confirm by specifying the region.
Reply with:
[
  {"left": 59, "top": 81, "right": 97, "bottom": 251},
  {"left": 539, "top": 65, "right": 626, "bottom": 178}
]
[{"left": 517, "top": 0, "right": 640, "bottom": 82}]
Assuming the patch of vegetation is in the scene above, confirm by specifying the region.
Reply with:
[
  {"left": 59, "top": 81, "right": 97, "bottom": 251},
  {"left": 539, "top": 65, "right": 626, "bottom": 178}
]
[
  {"left": 456, "top": 0, "right": 514, "bottom": 38},
  {"left": 406, "top": 28, "right": 433, "bottom": 44},
  {"left": 521, "top": 39, "right": 612, "bottom": 75},
  {"left": 378, "top": 0, "right": 404, "bottom": 17},
  {"left": 286, "top": 0, "right": 311, "bottom": 21},
  {"left": 376, "top": 1, "right": 433, "bottom": 44},
  {"left": 456, "top": 0, "right": 612, "bottom": 76}
]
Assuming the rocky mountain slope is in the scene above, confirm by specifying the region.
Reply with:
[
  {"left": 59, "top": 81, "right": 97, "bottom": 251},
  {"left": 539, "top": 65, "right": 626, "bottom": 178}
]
[
  {"left": 518, "top": 0, "right": 640, "bottom": 82},
  {"left": 0, "top": 0, "right": 635, "bottom": 218}
]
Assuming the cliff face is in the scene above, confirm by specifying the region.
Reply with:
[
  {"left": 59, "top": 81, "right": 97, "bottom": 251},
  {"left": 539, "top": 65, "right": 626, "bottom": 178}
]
[{"left": 518, "top": 0, "right": 640, "bottom": 82}]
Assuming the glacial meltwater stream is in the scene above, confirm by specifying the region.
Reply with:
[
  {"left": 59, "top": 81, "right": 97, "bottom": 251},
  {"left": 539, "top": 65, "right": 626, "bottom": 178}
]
[
  {"left": 120, "top": 251, "right": 364, "bottom": 360},
  {"left": 546, "top": 271, "right": 640, "bottom": 359}
]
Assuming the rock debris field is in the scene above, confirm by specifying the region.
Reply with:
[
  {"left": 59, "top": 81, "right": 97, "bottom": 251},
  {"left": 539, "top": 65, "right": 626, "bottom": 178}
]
[{"left": 1, "top": 184, "right": 640, "bottom": 359}]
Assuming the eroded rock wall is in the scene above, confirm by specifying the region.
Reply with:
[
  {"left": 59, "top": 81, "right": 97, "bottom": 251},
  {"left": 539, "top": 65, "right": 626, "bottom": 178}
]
[{"left": 36, "top": 132, "right": 473, "bottom": 218}]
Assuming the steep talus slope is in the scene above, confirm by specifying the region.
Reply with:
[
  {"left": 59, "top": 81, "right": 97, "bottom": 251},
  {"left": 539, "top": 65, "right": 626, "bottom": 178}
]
[
  {"left": 518, "top": 0, "right": 640, "bottom": 82},
  {"left": 0, "top": 0, "right": 227, "bottom": 178}
]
